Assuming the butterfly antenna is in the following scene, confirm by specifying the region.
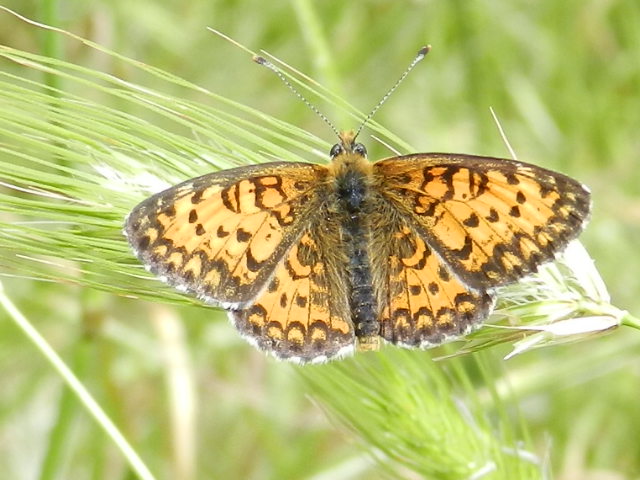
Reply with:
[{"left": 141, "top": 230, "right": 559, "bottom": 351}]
[
  {"left": 354, "top": 45, "right": 431, "bottom": 140},
  {"left": 253, "top": 55, "right": 341, "bottom": 138}
]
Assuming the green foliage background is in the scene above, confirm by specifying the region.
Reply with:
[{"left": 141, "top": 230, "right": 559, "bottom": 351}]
[{"left": 0, "top": 1, "right": 639, "bottom": 479}]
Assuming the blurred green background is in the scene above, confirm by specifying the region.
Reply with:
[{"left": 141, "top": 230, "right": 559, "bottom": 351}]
[{"left": 1, "top": 1, "right": 639, "bottom": 479}]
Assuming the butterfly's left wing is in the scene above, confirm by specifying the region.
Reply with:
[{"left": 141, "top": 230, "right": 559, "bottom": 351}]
[
  {"left": 125, "top": 163, "right": 355, "bottom": 362},
  {"left": 124, "top": 162, "right": 326, "bottom": 308},
  {"left": 230, "top": 222, "right": 355, "bottom": 363}
]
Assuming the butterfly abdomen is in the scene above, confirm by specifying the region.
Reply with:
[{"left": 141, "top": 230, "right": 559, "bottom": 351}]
[{"left": 335, "top": 167, "right": 379, "bottom": 341}]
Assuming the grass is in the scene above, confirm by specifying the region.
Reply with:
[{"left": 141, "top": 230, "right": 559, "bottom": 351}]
[{"left": 0, "top": 2, "right": 639, "bottom": 479}]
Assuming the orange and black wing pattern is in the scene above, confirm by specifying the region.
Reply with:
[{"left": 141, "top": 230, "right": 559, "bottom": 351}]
[
  {"left": 373, "top": 154, "right": 591, "bottom": 289},
  {"left": 367, "top": 196, "right": 494, "bottom": 347},
  {"left": 124, "top": 162, "right": 325, "bottom": 308},
  {"left": 230, "top": 225, "right": 354, "bottom": 362},
  {"left": 370, "top": 153, "right": 590, "bottom": 346},
  {"left": 124, "top": 162, "right": 356, "bottom": 362}
]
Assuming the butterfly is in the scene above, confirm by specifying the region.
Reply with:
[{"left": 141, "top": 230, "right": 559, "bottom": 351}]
[
  {"left": 124, "top": 47, "right": 591, "bottom": 363},
  {"left": 124, "top": 126, "right": 590, "bottom": 363}
]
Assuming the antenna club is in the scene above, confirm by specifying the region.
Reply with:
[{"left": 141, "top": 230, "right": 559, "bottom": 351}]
[
  {"left": 254, "top": 44, "right": 431, "bottom": 142},
  {"left": 254, "top": 52, "right": 341, "bottom": 137},
  {"left": 354, "top": 44, "right": 432, "bottom": 139},
  {"left": 418, "top": 45, "right": 432, "bottom": 58}
]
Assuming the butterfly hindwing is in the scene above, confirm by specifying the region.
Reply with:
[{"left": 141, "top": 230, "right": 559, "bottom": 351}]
[
  {"left": 368, "top": 198, "right": 495, "bottom": 347},
  {"left": 373, "top": 154, "right": 591, "bottom": 289},
  {"left": 230, "top": 223, "right": 354, "bottom": 362},
  {"left": 124, "top": 162, "right": 327, "bottom": 307}
]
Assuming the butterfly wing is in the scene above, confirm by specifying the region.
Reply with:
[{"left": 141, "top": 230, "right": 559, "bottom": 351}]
[
  {"left": 230, "top": 223, "right": 354, "bottom": 362},
  {"left": 369, "top": 153, "right": 590, "bottom": 346},
  {"left": 124, "top": 162, "right": 327, "bottom": 308},
  {"left": 373, "top": 154, "right": 591, "bottom": 290},
  {"left": 368, "top": 199, "right": 495, "bottom": 347}
]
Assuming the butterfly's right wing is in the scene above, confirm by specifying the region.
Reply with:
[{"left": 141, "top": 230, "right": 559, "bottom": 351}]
[
  {"left": 373, "top": 154, "right": 591, "bottom": 289},
  {"left": 369, "top": 153, "right": 590, "bottom": 347},
  {"left": 124, "top": 162, "right": 328, "bottom": 308},
  {"left": 368, "top": 204, "right": 494, "bottom": 347}
]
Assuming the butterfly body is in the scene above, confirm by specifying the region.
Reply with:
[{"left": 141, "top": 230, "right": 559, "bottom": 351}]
[
  {"left": 327, "top": 132, "right": 379, "bottom": 349},
  {"left": 125, "top": 130, "right": 590, "bottom": 363}
]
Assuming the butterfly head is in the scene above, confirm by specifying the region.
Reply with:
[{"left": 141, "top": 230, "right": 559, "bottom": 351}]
[{"left": 330, "top": 130, "right": 368, "bottom": 159}]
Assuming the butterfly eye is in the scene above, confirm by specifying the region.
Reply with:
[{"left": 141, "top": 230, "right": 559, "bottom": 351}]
[
  {"left": 329, "top": 143, "right": 344, "bottom": 158},
  {"left": 353, "top": 143, "right": 367, "bottom": 157}
]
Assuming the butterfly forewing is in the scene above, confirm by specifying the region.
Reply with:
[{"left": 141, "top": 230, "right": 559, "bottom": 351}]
[
  {"left": 124, "top": 162, "right": 327, "bottom": 308},
  {"left": 373, "top": 154, "right": 591, "bottom": 289}
]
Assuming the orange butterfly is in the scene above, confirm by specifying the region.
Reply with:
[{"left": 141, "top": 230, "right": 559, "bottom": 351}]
[{"left": 124, "top": 47, "right": 590, "bottom": 363}]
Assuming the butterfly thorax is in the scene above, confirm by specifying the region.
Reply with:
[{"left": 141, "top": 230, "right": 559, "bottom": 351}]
[
  {"left": 329, "top": 131, "right": 379, "bottom": 350},
  {"left": 328, "top": 130, "right": 375, "bottom": 212}
]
